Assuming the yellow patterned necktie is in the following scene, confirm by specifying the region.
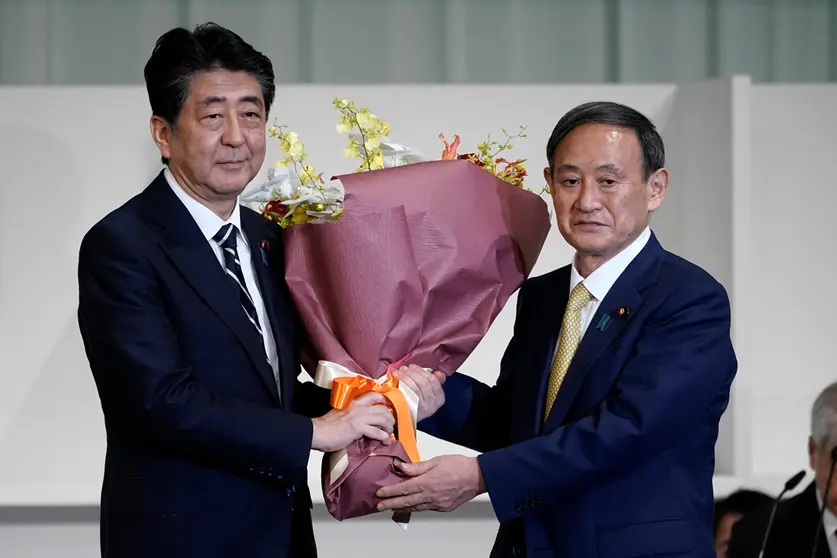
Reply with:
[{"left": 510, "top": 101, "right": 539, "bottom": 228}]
[{"left": 543, "top": 282, "right": 594, "bottom": 420}]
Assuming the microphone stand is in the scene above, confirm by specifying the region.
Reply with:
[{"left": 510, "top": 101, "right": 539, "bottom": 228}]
[{"left": 758, "top": 470, "right": 806, "bottom": 558}]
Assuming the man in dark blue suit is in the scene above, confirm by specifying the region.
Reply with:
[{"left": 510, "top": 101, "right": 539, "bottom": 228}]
[
  {"left": 378, "top": 101, "right": 737, "bottom": 557},
  {"left": 77, "top": 23, "right": 394, "bottom": 558}
]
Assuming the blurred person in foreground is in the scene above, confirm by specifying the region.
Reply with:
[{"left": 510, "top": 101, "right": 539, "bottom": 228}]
[
  {"left": 76, "top": 23, "right": 398, "bottom": 558},
  {"left": 713, "top": 489, "right": 772, "bottom": 557},
  {"left": 727, "top": 382, "right": 837, "bottom": 558},
  {"left": 379, "top": 101, "right": 738, "bottom": 557}
]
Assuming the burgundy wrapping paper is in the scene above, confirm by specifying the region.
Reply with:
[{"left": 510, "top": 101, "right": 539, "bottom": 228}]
[{"left": 283, "top": 159, "right": 551, "bottom": 521}]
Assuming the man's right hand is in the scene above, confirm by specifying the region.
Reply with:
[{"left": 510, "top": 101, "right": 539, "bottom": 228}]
[{"left": 310, "top": 392, "right": 395, "bottom": 452}]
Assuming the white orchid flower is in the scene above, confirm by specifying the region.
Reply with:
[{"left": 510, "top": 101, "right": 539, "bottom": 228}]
[
  {"left": 241, "top": 165, "right": 301, "bottom": 204},
  {"left": 347, "top": 133, "right": 429, "bottom": 168}
]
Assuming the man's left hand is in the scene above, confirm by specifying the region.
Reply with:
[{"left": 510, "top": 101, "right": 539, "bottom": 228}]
[
  {"left": 376, "top": 455, "right": 486, "bottom": 513},
  {"left": 394, "top": 364, "right": 446, "bottom": 422}
]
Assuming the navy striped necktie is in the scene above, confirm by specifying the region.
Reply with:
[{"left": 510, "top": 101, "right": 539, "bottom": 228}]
[{"left": 212, "top": 224, "right": 267, "bottom": 348}]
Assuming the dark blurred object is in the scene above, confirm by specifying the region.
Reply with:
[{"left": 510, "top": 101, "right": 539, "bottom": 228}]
[
  {"left": 727, "top": 481, "right": 831, "bottom": 558},
  {"left": 714, "top": 489, "right": 773, "bottom": 557}
]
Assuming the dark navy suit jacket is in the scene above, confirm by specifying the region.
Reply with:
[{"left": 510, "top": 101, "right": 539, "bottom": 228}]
[
  {"left": 421, "top": 233, "right": 736, "bottom": 558},
  {"left": 77, "top": 171, "right": 330, "bottom": 558}
]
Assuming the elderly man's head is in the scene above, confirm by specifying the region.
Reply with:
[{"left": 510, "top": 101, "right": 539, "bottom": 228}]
[
  {"left": 144, "top": 23, "right": 275, "bottom": 218},
  {"left": 543, "top": 101, "right": 668, "bottom": 277},
  {"left": 809, "top": 382, "right": 837, "bottom": 515}
]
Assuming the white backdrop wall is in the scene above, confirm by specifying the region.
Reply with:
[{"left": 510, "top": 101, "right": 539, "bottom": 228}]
[
  {"left": 0, "top": 83, "right": 677, "bottom": 506},
  {"left": 747, "top": 84, "right": 837, "bottom": 477},
  {"left": 655, "top": 79, "right": 837, "bottom": 490},
  {"left": 653, "top": 76, "right": 744, "bottom": 476},
  {"left": 2, "top": 80, "right": 836, "bottom": 513},
  {"left": 4, "top": 77, "right": 837, "bottom": 558}
]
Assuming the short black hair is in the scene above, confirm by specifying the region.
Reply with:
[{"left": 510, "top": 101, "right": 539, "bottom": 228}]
[
  {"left": 144, "top": 22, "right": 275, "bottom": 164},
  {"left": 545, "top": 101, "right": 665, "bottom": 181},
  {"left": 713, "top": 489, "right": 773, "bottom": 535}
]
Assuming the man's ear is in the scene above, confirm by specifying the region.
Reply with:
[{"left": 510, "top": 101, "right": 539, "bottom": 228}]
[
  {"left": 543, "top": 166, "right": 553, "bottom": 192},
  {"left": 647, "top": 167, "right": 669, "bottom": 212},
  {"left": 150, "top": 115, "right": 174, "bottom": 161}
]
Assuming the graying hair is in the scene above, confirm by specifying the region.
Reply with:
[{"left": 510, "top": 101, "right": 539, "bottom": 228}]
[{"left": 811, "top": 382, "right": 837, "bottom": 448}]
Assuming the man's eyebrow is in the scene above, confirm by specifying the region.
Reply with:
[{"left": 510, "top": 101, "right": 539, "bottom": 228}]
[
  {"left": 596, "top": 163, "right": 626, "bottom": 177},
  {"left": 201, "top": 95, "right": 224, "bottom": 106},
  {"left": 238, "top": 95, "right": 263, "bottom": 107},
  {"left": 200, "top": 95, "right": 263, "bottom": 107},
  {"left": 555, "top": 163, "right": 628, "bottom": 178}
]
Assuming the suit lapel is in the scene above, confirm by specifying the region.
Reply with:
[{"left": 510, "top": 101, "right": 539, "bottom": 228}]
[
  {"left": 140, "top": 173, "right": 281, "bottom": 402},
  {"left": 240, "top": 209, "right": 297, "bottom": 406},
  {"left": 541, "top": 236, "right": 664, "bottom": 432},
  {"left": 799, "top": 483, "right": 833, "bottom": 558},
  {"left": 521, "top": 268, "right": 570, "bottom": 437}
]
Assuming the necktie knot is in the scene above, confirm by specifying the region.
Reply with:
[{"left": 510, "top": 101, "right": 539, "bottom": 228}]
[
  {"left": 213, "top": 223, "right": 237, "bottom": 249},
  {"left": 567, "top": 282, "right": 594, "bottom": 311}
]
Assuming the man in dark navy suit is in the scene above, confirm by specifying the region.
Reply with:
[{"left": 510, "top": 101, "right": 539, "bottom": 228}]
[
  {"left": 77, "top": 23, "right": 395, "bottom": 558},
  {"left": 379, "top": 102, "right": 738, "bottom": 557}
]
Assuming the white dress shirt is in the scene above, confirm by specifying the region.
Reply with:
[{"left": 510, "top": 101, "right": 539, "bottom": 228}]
[
  {"left": 164, "top": 168, "right": 281, "bottom": 397},
  {"left": 568, "top": 226, "right": 651, "bottom": 339},
  {"left": 816, "top": 489, "right": 837, "bottom": 557}
]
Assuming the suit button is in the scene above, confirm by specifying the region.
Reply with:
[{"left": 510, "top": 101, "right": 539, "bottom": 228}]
[{"left": 514, "top": 504, "right": 524, "bottom": 513}]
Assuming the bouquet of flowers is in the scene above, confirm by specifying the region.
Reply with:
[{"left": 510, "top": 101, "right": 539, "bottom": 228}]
[{"left": 242, "top": 98, "right": 551, "bottom": 526}]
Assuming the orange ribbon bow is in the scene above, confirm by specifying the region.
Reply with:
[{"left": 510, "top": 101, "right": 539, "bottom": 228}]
[{"left": 329, "top": 372, "right": 420, "bottom": 464}]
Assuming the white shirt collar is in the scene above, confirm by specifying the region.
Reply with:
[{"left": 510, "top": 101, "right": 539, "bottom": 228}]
[
  {"left": 816, "top": 488, "right": 837, "bottom": 540},
  {"left": 164, "top": 167, "right": 246, "bottom": 246},
  {"left": 570, "top": 226, "right": 651, "bottom": 300}
]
